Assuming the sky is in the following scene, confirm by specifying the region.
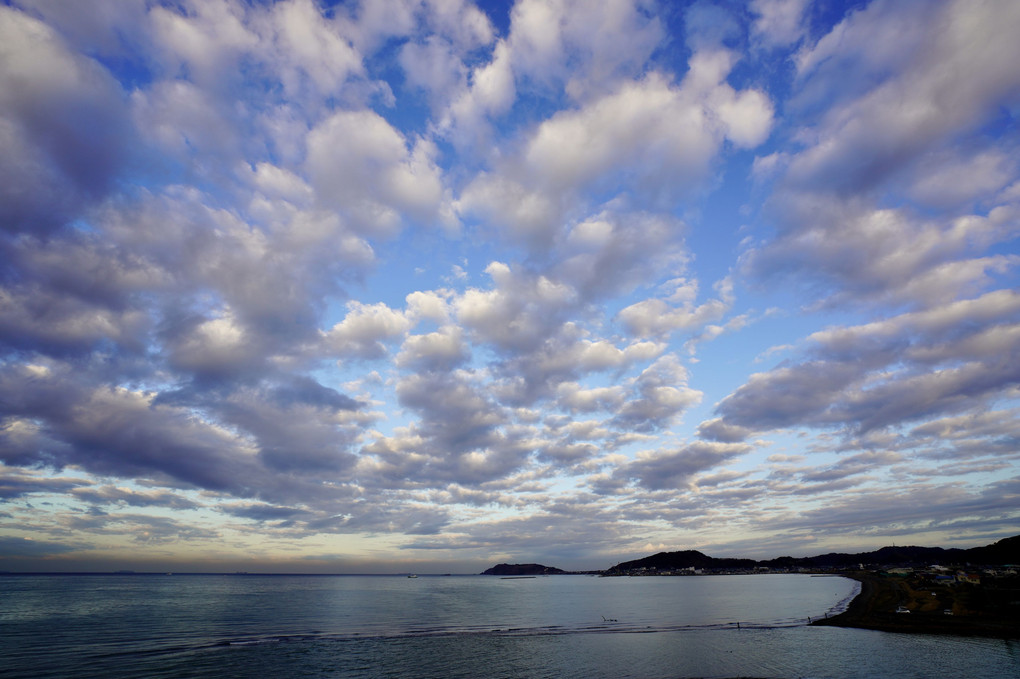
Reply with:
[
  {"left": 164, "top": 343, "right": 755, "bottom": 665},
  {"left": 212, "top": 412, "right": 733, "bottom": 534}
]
[{"left": 1, "top": 0, "right": 1018, "bottom": 574}]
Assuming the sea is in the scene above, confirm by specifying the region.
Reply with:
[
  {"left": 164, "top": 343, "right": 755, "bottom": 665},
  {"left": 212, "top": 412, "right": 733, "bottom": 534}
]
[{"left": 2, "top": 573, "right": 1017, "bottom": 678}]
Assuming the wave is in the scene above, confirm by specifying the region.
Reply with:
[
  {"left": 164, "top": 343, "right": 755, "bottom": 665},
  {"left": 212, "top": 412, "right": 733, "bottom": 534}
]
[
  {"left": 165, "top": 616, "right": 826, "bottom": 651},
  {"left": 69, "top": 615, "right": 832, "bottom": 667}
]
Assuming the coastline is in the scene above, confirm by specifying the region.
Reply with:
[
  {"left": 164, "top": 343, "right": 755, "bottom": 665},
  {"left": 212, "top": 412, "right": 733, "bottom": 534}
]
[{"left": 812, "top": 572, "right": 1019, "bottom": 639}]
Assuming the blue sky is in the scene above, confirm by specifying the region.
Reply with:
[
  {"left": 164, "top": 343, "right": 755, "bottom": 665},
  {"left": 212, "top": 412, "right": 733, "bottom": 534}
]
[{"left": 1, "top": 0, "right": 1018, "bottom": 573}]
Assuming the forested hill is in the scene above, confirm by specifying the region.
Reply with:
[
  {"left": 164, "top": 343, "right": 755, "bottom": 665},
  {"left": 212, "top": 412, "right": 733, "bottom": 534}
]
[
  {"left": 606, "top": 535, "right": 1020, "bottom": 573},
  {"left": 608, "top": 550, "right": 755, "bottom": 573}
]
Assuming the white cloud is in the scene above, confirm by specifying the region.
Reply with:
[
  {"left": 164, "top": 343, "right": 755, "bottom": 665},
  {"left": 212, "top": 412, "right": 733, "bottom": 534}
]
[
  {"left": 712, "top": 290, "right": 1020, "bottom": 439},
  {"left": 456, "top": 172, "right": 561, "bottom": 245},
  {"left": 248, "top": 162, "right": 315, "bottom": 204},
  {"left": 746, "top": 196, "right": 1020, "bottom": 308},
  {"left": 788, "top": 0, "right": 1020, "bottom": 193},
  {"left": 324, "top": 301, "right": 412, "bottom": 359},
  {"left": 509, "top": 0, "right": 663, "bottom": 100},
  {"left": 750, "top": 0, "right": 809, "bottom": 48},
  {"left": 611, "top": 355, "right": 703, "bottom": 433},
  {"left": 399, "top": 36, "right": 468, "bottom": 109},
  {"left": 619, "top": 277, "right": 735, "bottom": 338},
  {"left": 0, "top": 6, "right": 129, "bottom": 230},
  {"left": 306, "top": 109, "right": 453, "bottom": 235},
  {"left": 405, "top": 290, "right": 452, "bottom": 323},
  {"left": 439, "top": 0, "right": 667, "bottom": 149},
  {"left": 132, "top": 80, "right": 239, "bottom": 159},
  {"left": 150, "top": 0, "right": 257, "bottom": 84},
  {"left": 5, "top": 0, "right": 1018, "bottom": 570},
  {"left": 441, "top": 39, "right": 515, "bottom": 149},
  {"left": 620, "top": 441, "right": 752, "bottom": 491},
  {"left": 334, "top": 0, "right": 419, "bottom": 54},
  {"left": 556, "top": 382, "right": 625, "bottom": 414},
  {"left": 396, "top": 326, "right": 470, "bottom": 371},
  {"left": 455, "top": 261, "right": 576, "bottom": 353},
  {"left": 9, "top": 0, "right": 150, "bottom": 56},
  {"left": 525, "top": 67, "right": 772, "bottom": 200},
  {"left": 167, "top": 309, "right": 255, "bottom": 376},
  {"left": 264, "top": 0, "right": 364, "bottom": 97},
  {"left": 908, "top": 149, "right": 1014, "bottom": 208},
  {"left": 421, "top": 0, "right": 494, "bottom": 50}
]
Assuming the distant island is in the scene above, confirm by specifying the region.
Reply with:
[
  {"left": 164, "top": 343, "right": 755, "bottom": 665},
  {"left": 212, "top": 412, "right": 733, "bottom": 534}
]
[{"left": 481, "top": 563, "right": 566, "bottom": 576}]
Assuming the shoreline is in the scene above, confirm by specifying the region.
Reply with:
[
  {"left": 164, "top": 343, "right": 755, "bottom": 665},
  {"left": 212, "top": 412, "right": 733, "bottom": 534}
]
[{"left": 812, "top": 572, "right": 1019, "bottom": 639}]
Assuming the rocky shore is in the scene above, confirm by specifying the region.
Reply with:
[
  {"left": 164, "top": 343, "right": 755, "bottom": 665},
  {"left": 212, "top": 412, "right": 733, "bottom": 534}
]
[{"left": 812, "top": 572, "right": 1019, "bottom": 638}]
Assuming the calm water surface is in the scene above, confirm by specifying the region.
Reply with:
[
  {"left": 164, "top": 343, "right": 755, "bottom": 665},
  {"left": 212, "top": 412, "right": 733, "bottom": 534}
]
[{"left": 2, "top": 573, "right": 1017, "bottom": 678}]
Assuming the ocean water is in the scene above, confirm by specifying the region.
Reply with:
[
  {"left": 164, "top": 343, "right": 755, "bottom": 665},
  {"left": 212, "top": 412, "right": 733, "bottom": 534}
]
[{"left": 1, "top": 573, "right": 1017, "bottom": 678}]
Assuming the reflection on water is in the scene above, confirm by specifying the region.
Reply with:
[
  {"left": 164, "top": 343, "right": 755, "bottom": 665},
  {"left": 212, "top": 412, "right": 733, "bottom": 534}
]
[{"left": 1, "top": 574, "right": 1016, "bottom": 679}]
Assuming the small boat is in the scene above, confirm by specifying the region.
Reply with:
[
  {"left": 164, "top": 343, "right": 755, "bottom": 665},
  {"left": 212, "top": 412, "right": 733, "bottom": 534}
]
[
  {"left": 895, "top": 606, "right": 910, "bottom": 614},
  {"left": 407, "top": 574, "right": 418, "bottom": 578}
]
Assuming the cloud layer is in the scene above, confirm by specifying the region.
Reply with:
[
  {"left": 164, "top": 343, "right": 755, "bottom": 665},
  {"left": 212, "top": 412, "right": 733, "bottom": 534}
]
[{"left": 1, "top": 0, "right": 1018, "bottom": 572}]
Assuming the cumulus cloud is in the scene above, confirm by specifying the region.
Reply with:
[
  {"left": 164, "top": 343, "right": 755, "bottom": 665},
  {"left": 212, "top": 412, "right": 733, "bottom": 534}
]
[
  {"left": 907, "top": 149, "right": 1015, "bottom": 209},
  {"left": 710, "top": 290, "right": 1020, "bottom": 439},
  {"left": 789, "top": 0, "right": 1020, "bottom": 193},
  {"left": 754, "top": 479, "right": 1020, "bottom": 543},
  {"left": 745, "top": 0, "right": 1020, "bottom": 310},
  {"left": 455, "top": 261, "right": 577, "bottom": 353},
  {"left": 396, "top": 325, "right": 470, "bottom": 372},
  {"left": 620, "top": 441, "right": 752, "bottom": 491},
  {"left": 619, "top": 277, "right": 735, "bottom": 338},
  {"left": 438, "top": 0, "right": 665, "bottom": 148},
  {"left": 750, "top": 0, "right": 809, "bottom": 48},
  {"left": 324, "top": 301, "right": 413, "bottom": 359},
  {"left": 306, "top": 110, "right": 454, "bottom": 235},
  {"left": 746, "top": 189, "right": 1019, "bottom": 310},
  {"left": 0, "top": 362, "right": 260, "bottom": 492},
  {"left": 264, "top": 0, "right": 365, "bottom": 97},
  {"left": 400, "top": 37, "right": 468, "bottom": 110},
  {"left": 524, "top": 67, "right": 771, "bottom": 202},
  {"left": 556, "top": 383, "right": 625, "bottom": 414},
  {"left": 0, "top": 6, "right": 130, "bottom": 232},
  {"left": 610, "top": 355, "right": 703, "bottom": 433},
  {"left": 396, "top": 370, "right": 509, "bottom": 455},
  {"left": 507, "top": 0, "right": 663, "bottom": 100}
]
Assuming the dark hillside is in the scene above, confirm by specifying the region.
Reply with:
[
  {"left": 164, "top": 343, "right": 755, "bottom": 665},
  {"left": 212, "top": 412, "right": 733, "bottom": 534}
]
[{"left": 606, "top": 535, "right": 1020, "bottom": 573}]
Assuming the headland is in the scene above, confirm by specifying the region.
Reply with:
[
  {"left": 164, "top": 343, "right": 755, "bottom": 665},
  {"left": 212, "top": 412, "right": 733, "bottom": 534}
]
[{"left": 812, "top": 571, "right": 1019, "bottom": 638}]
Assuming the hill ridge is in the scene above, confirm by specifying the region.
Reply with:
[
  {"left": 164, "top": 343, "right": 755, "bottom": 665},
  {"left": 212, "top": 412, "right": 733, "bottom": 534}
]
[{"left": 606, "top": 535, "right": 1020, "bottom": 573}]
